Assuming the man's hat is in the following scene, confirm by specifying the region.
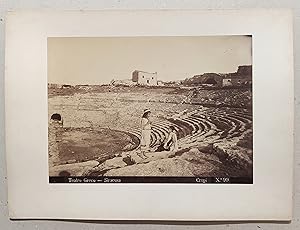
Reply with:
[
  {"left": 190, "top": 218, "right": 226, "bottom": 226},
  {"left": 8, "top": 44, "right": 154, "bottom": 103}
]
[{"left": 144, "top": 109, "right": 151, "bottom": 114}]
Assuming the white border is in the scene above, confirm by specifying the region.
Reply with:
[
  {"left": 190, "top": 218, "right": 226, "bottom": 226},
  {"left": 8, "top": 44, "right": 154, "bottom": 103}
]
[{"left": 5, "top": 10, "right": 293, "bottom": 220}]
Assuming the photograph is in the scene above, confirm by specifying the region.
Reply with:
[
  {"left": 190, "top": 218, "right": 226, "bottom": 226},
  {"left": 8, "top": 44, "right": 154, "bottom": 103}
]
[{"left": 48, "top": 36, "right": 253, "bottom": 183}]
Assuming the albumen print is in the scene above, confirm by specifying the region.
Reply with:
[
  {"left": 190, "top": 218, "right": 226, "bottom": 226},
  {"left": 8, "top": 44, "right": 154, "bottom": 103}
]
[{"left": 48, "top": 36, "right": 253, "bottom": 183}]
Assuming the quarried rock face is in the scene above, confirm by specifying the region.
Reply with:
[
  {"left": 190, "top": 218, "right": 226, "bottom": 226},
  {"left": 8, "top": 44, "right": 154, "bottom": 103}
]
[{"left": 48, "top": 120, "right": 63, "bottom": 167}]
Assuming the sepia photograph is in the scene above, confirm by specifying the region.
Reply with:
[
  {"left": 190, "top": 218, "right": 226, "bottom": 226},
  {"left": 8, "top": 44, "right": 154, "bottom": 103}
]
[
  {"left": 48, "top": 36, "right": 253, "bottom": 183},
  {"left": 5, "top": 9, "right": 293, "bottom": 221}
]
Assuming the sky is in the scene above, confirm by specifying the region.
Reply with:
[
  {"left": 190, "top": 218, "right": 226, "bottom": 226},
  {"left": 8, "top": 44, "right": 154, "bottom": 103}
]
[{"left": 48, "top": 36, "right": 252, "bottom": 85}]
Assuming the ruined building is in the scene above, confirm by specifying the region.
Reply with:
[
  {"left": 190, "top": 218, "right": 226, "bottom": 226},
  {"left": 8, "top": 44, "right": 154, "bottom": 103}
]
[{"left": 132, "top": 70, "right": 158, "bottom": 86}]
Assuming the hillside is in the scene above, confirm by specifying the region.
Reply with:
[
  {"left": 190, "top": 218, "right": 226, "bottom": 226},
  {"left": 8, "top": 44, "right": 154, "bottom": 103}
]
[{"left": 182, "top": 65, "right": 252, "bottom": 87}]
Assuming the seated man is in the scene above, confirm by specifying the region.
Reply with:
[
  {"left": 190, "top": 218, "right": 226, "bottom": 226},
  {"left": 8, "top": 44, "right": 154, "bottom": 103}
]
[{"left": 156, "top": 126, "right": 178, "bottom": 152}]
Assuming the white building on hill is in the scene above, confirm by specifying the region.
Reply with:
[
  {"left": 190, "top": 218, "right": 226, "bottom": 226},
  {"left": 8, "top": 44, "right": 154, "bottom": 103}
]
[{"left": 132, "top": 70, "right": 158, "bottom": 86}]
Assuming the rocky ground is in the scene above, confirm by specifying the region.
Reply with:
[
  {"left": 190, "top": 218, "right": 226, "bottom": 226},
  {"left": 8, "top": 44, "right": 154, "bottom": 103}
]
[{"left": 48, "top": 85, "right": 253, "bottom": 178}]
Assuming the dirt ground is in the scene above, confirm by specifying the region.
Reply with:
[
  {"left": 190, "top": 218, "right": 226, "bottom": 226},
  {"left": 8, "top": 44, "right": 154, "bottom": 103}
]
[{"left": 57, "top": 128, "right": 138, "bottom": 164}]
